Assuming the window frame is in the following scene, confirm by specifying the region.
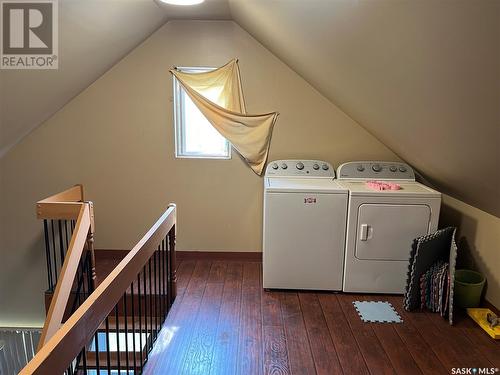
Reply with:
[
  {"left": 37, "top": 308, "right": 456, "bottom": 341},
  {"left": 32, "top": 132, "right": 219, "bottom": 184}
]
[{"left": 173, "top": 66, "right": 231, "bottom": 160}]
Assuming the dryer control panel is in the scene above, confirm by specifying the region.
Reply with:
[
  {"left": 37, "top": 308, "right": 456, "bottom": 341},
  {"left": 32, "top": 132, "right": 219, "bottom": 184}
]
[
  {"left": 337, "top": 161, "right": 415, "bottom": 180},
  {"left": 265, "top": 160, "right": 335, "bottom": 178}
]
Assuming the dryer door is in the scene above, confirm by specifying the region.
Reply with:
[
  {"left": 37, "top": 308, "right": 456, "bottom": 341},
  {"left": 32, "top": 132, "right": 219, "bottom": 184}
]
[{"left": 355, "top": 204, "right": 430, "bottom": 261}]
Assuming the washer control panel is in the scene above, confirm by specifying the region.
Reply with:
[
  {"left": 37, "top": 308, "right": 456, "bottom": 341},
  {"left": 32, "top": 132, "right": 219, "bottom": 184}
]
[
  {"left": 337, "top": 161, "right": 415, "bottom": 180},
  {"left": 265, "top": 160, "right": 335, "bottom": 178}
]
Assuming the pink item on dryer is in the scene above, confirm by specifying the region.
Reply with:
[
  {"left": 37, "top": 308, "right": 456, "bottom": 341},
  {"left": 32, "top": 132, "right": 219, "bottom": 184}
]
[{"left": 365, "top": 180, "right": 402, "bottom": 191}]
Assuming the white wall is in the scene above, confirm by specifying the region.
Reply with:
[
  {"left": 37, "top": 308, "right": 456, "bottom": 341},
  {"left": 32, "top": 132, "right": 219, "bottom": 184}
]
[{"left": 440, "top": 194, "right": 500, "bottom": 307}]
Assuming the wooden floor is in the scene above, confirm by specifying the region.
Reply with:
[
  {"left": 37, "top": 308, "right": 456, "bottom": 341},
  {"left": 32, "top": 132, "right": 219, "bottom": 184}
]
[{"left": 143, "top": 260, "right": 500, "bottom": 375}]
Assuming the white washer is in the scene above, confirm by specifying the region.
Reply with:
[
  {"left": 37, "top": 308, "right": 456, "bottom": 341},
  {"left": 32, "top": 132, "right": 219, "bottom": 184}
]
[
  {"left": 337, "top": 161, "right": 441, "bottom": 294},
  {"left": 263, "top": 160, "right": 348, "bottom": 290}
]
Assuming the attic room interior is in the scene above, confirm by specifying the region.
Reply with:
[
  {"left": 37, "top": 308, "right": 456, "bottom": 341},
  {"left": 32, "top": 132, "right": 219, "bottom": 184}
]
[{"left": 0, "top": 0, "right": 499, "bottom": 373}]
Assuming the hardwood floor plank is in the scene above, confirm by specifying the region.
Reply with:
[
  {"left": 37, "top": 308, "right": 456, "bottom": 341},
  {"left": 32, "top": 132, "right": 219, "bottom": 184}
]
[
  {"left": 385, "top": 296, "right": 448, "bottom": 374},
  {"left": 318, "top": 294, "right": 370, "bottom": 375},
  {"left": 279, "top": 292, "right": 316, "bottom": 375},
  {"left": 298, "top": 292, "right": 343, "bottom": 375},
  {"left": 394, "top": 299, "right": 472, "bottom": 370},
  {"left": 337, "top": 294, "right": 396, "bottom": 375},
  {"left": 362, "top": 295, "right": 421, "bottom": 375},
  {"left": 143, "top": 260, "right": 212, "bottom": 374},
  {"left": 456, "top": 313, "right": 500, "bottom": 368},
  {"left": 263, "top": 326, "right": 290, "bottom": 375},
  {"left": 181, "top": 275, "right": 224, "bottom": 375},
  {"left": 143, "top": 259, "right": 498, "bottom": 375},
  {"left": 262, "top": 290, "right": 290, "bottom": 375},
  {"left": 236, "top": 262, "right": 263, "bottom": 375},
  {"left": 210, "top": 262, "right": 244, "bottom": 375},
  {"left": 139, "top": 260, "right": 196, "bottom": 373},
  {"left": 176, "top": 260, "right": 197, "bottom": 298},
  {"left": 262, "top": 289, "right": 283, "bottom": 328},
  {"left": 425, "top": 309, "right": 494, "bottom": 369},
  {"left": 207, "top": 260, "right": 228, "bottom": 284},
  {"left": 154, "top": 260, "right": 197, "bottom": 326}
]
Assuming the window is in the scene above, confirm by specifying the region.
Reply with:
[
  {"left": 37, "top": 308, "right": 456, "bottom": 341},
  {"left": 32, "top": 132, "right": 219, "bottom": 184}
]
[{"left": 173, "top": 67, "right": 231, "bottom": 159}]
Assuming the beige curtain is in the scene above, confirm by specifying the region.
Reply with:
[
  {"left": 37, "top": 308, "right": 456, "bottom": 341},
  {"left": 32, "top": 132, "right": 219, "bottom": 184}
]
[{"left": 170, "top": 59, "right": 278, "bottom": 175}]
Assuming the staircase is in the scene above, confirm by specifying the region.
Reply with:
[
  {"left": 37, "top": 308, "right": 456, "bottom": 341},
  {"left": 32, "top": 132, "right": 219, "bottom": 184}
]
[
  {"left": 20, "top": 185, "right": 177, "bottom": 375},
  {"left": 0, "top": 329, "right": 41, "bottom": 375},
  {"left": 43, "top": 250, "right": 165, "bottom": 374}
]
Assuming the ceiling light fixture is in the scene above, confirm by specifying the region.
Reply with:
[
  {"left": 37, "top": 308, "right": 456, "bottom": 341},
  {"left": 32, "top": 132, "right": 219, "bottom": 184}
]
[{"left": 159, "top": 0, "right": 205, "bottom": 5}]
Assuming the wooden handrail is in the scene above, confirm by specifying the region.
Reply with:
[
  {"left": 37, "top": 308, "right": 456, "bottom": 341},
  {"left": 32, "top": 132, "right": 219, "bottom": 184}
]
[
  {"left": 21, "top": 204, "right": 177, "bottom": 374},
  {"left": 36, "top": 185, "right": 84, "bottom": 220},
  {"left": 35, "top": 185, "right": 95, "bottom": 350},
  {"left": 37, "top": 203, "right": 91, "bottom": 350},
  {"left": 38, "top": 184, "right": 84, "bottom": 203}
]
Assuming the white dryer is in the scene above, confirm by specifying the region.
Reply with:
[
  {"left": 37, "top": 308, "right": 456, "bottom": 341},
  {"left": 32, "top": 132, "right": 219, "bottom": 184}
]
[
  {"left": 337, "top": 161, "right": 441, "bottom": 294},
  {"left": 263, "top": 160, "right": 348, "bottom": 290}
]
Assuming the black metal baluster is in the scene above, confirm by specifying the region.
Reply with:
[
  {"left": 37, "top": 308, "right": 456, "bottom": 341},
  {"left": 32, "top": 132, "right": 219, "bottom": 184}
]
[
  {"left": 166, "top": 234, "right": 170, "bottom": 309},
  {"left": 115, "top": 305, "right": 121, "bottom": 374},
  {"left": 166, "top": 234, "right": 171, "bottom": 309},
  {"left": 158, "top": 245, "right": 162, "bottom": 325},
  {"left": 50, "top": 220, "right": 58, "bottom": 283},
  {"left": 81, "top": 346, "right": 87, "bottom": 375},
  {"left": 64, "top": 220, "right": 69, "bottom": 248},
  {"left": 83, "top": 251, "right": 89, "bottom": 298},
  {"left": 131, "top": 280, "right": 137, "bottom": 374},
  {"left": 163, "top": 237, "right": 167, "bottom": 314},
  {"left": 170, "top": 227, "right": 176, "bottom": 307},
  {"left": 70, "top": 267, "right": 84, "bottom": 314},
  {"left": 43, "top": 220, "right": 53, "bottom": 290},
  {"left": 154, "top": 248, "right": 158, "bottom": 339},
  {"left": 138, "top": 273, "right": 143, "bottom": 370},
  {"left": 159, "top": 241, "right": 164, "bottom": 321},
  {"left": 87, "top": 250, "right": 94, "bottom": 294},
  {"left": 148, "top": 258, "right": 153, "bottom": 348},
  {"left": 157, "top": 246, "right": 161, "bottom": 327},
  {"left": 66, "top": 352, "right": 73, "bottom": 375},
  {"left": 162, "top": 238, "right": 166, "bottom": 317},
  {"left": 105, "top": 316, "right": 111, "bottom": 375},
  {"left": 80, "top": 255, "right": 88, "bottom": 300},
  {"left": 124, "top": 291, "right": 130, "bottom": 375},
  {"left": 143, "top": 265, "right": 148, "bottom": 359},
  {"left": 94, "top": 330, "right": 100, "bottom": 375},
  {"left": 58, "top": 220, "right": 65, "bottom": 265}
]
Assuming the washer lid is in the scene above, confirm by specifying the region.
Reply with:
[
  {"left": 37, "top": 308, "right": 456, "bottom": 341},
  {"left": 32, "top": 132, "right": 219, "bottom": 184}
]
[
  {"left": 265, "top": 178, "right": 347, "bottom": 193},
  {"left": 338, "top": 180, "right": 440, "bottom": 198}
]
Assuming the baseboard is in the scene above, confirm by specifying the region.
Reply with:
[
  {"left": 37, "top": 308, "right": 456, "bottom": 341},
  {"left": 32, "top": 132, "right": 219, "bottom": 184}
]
[
  {"left": 95, "top": 249, "right": 129, "bottom": 259},
  {"left": 177, "top": 251, "right": 262, "bottom": 262},
  {"left": 484, "top": 299, "right": 499, "bottom": 313},
  {"left": 95, "top": 249, "right": 262, "bottom": 262}
]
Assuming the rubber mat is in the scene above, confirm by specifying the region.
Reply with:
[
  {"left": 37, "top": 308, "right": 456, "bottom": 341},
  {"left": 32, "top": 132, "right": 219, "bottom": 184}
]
[
  {"left": 403, "top": 227, "right": 458, "bottom": 324},
  {"left": 353, "top": 301, "right": 402, "bottom": 323}
]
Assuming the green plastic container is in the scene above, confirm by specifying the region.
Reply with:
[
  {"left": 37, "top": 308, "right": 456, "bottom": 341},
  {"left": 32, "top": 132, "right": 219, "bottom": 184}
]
[{"left": 454, "top": 269, "right": 485, "bottom": 308}]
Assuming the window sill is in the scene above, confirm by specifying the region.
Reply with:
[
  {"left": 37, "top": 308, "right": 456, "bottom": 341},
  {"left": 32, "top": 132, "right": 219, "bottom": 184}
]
[{"left": 174, "top": 154, "right": 232, "bottom": 160}]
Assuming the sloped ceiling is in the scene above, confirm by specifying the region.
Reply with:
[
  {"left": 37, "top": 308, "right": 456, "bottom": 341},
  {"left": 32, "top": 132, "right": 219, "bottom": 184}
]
[
  {"left": 0, "top": 0, "right": 230, "bottom": 157},
  {"left": 229, "top": 0, "right": 500, "bottom": 217},
  {"left": 1, "top": 0, "right": 498, "bottom": 216}
]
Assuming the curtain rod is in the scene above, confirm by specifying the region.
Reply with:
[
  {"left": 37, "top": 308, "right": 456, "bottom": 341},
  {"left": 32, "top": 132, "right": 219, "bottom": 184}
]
[{"left": 172, "top": 58, "right": 239, "bottom": 71}]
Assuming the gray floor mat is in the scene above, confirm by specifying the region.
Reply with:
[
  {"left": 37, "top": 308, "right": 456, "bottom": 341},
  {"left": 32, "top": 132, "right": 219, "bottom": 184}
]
[{"left": 353, "top": 301, "right": 403, "bottom": 323}]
